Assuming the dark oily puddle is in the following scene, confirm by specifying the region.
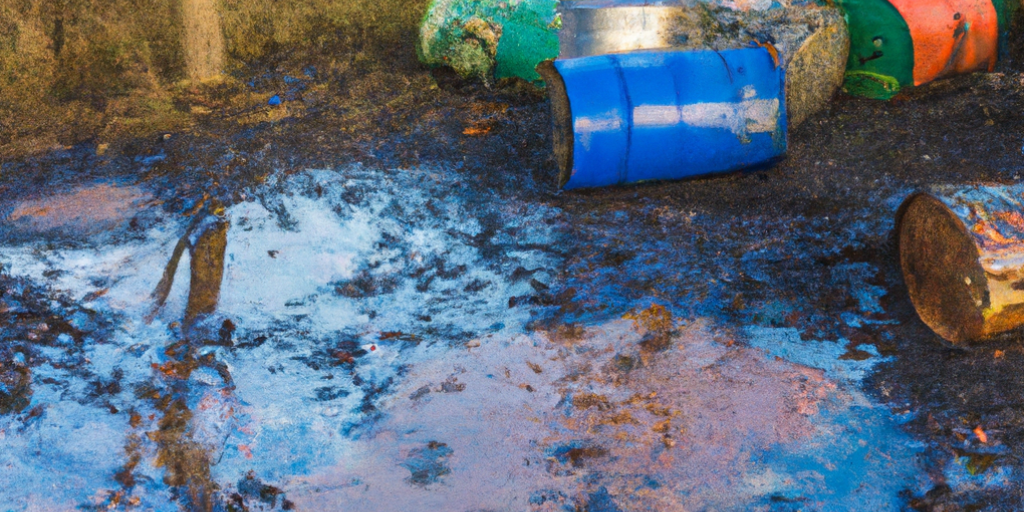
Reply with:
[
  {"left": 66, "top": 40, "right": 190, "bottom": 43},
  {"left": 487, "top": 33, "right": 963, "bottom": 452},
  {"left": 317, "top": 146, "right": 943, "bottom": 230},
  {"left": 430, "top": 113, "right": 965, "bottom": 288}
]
[
  {"left": 0, "top": 165, "right": 562, "bottom": 510},
  {"left": 0, "top": 166, "right": 928, "bottom": 511},
  {"left": 2, "top": 73, "right": 1024, "bottom": 510}
]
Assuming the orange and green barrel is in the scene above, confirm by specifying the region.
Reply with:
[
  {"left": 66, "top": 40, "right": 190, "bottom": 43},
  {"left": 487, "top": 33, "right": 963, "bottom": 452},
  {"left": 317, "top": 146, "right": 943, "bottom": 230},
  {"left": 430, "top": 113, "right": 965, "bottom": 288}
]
[{"left": 840, "top": 0, "right": 1018, "bottom": 99}]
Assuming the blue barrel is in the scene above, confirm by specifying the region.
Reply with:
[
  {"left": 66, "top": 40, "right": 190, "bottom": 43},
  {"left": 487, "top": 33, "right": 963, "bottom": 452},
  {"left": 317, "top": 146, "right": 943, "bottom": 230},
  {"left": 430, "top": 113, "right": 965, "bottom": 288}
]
[{"left": 547, "top": 48, "right": 788, "bottom": 190}]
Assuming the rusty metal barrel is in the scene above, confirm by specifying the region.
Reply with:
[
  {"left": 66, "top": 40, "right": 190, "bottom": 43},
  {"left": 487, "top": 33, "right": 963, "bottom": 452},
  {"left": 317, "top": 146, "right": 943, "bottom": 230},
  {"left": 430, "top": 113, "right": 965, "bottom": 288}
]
[
  {"left": 557, "top": 1, "right": 848, "bottom": 127},
  {"left": 897, "top": 184, "right": 1024, "bottom": 343}
]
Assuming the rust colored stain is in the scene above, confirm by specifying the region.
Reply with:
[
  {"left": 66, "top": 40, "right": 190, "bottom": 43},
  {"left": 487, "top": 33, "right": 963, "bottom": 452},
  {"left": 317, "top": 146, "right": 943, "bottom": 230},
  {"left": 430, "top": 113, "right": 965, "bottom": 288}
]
[
  {"left": 888, "top": 0, "right": 997, "bottom": 86},
  {"left": 7, "top": 184, "right": 151, "bottom": 233},
  {"left": 623, "top": 303, "right": 674, "bottom": 333},
  {"left": 974, "top": 425, "right": 989, "bottom": 444},
  {"left": 995, "top": 210, "right": 1024, "bottom": 232},
  {"left": 972, "top": 219, "right": 1017, "bottom": 247},
  {"left": 462, "top": 125, "right": 492, "bottom": 136},
  {"left": 754, "top": 41, "right": 781, "bottom": 68}
]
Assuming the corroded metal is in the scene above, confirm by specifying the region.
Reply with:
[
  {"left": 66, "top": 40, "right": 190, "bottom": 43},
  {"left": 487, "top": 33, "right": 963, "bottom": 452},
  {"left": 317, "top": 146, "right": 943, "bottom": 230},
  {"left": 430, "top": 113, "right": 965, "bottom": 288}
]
[
  {"left": 557, "top": 4, "right": 688, "bottom": 59},
  {"left": 898, "top": 184, "right": 1024, "bottom": 343},
  {"left": 840, "top": 0, "right": 1001, "bottom": 99},
  {"left": 557, "top": 0, "right": 849, "bottom": 126},
  {"left": 419, "top": 0, "right": 561, "bottom": 82}
]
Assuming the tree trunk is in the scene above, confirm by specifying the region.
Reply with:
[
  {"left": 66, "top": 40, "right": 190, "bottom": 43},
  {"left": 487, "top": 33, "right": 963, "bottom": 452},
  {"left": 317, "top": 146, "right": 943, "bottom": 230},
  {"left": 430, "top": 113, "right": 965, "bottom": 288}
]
[{"left": 181, "top": 0, "right": 224, "bottom": 82}]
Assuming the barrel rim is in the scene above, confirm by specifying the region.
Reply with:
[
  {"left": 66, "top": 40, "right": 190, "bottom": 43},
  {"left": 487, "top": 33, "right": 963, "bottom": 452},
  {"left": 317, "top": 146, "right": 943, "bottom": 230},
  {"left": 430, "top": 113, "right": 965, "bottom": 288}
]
[{"left": 536, "top": 59, "right": 575, "bottom": 189}]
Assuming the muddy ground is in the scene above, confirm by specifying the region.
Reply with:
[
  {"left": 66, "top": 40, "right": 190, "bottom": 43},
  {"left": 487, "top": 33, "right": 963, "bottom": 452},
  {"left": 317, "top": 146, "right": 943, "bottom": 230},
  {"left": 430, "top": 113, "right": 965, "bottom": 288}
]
[{"left": 2, "top": 27, "right": 1024, "bottom": 510}]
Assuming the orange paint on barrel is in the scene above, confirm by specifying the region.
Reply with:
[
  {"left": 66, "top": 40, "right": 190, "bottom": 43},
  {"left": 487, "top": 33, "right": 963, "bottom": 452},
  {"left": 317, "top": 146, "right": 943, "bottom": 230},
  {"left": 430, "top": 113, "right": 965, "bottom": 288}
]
[{"left": 887, "top": 0, "right": 998, "bottom": 85}]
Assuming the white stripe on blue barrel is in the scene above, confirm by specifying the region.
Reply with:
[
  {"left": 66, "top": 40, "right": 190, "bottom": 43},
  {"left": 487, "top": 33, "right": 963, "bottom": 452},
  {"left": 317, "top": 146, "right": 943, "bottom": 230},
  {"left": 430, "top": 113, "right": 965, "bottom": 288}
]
[{"left": 554, "top": 47, "right": 787, "bottom": 189}]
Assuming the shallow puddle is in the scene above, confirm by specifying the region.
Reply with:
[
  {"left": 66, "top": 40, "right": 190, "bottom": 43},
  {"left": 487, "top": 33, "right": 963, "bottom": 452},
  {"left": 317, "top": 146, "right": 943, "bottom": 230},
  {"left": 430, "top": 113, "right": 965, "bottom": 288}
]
[{"left": 0, "top": 168, "right": 944, "bottom": 510}]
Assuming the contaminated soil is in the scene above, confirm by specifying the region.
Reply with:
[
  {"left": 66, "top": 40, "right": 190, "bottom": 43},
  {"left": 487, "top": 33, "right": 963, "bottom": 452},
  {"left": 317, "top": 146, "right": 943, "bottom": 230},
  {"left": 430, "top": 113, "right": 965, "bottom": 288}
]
[{"left": 2, "top": 7, "right": 1024, "bottom": 510}]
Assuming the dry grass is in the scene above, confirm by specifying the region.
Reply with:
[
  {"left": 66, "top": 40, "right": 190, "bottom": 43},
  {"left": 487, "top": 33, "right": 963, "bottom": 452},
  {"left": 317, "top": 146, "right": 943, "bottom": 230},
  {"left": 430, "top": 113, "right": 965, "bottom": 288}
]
[
  {"left": 0, "top": 0, "right": 431, "bottom": 159},
  {"left": 182, "top": 0, "right": 225, "bottom": 81}
]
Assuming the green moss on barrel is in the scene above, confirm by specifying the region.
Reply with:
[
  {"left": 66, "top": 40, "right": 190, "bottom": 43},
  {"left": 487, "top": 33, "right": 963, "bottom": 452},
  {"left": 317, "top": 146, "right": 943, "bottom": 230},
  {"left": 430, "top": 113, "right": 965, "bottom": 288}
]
[{"left": 419, "top": 0, "right": 561, "bottom": 83}]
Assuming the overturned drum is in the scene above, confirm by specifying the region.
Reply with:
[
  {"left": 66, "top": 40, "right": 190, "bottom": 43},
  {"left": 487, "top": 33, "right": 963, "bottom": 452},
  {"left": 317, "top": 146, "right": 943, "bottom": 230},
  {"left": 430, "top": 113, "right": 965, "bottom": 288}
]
[{"left": 898, "top": 184, "right": 1024, "bottom": 343}]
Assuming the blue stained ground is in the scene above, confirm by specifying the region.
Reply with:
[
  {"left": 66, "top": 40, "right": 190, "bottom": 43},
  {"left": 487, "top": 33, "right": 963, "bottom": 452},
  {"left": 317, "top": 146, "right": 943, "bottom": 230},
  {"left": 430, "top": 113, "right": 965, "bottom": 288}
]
[
  {"left": 0, "top": 165, "right": 929, "bottom": 511},
  {"left": 2, "top": 70, "right": 1024, "bottom": 511},
  {"left": 754, "top": 403, "right": 925, "bottom": 510}
]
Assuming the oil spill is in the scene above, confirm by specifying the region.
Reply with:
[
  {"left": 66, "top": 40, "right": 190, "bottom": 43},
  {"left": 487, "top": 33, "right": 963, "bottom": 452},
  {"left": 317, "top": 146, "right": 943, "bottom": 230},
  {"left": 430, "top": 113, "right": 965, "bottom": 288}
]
[
  {"left": 0, "top": 359, "right": 31, "bottom": 414},
  {"left": 286, "top": 317, "right": 923, "bottom": 510},
  {"left": 231, "top": 471, "right": 295, "bottom": 511},
  {"left": 1, "top": 47, "right": 1024, "bottom": 510},
  {"left": 0, "top": 264, "right": 116, "bottom": 418}
]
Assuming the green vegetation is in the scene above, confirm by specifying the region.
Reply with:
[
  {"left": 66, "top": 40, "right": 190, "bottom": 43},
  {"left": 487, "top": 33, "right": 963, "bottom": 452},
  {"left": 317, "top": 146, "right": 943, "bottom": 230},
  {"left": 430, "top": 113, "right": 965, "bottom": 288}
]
[{"left": 842, "top": 70, "right": 901, "bottom": 100}]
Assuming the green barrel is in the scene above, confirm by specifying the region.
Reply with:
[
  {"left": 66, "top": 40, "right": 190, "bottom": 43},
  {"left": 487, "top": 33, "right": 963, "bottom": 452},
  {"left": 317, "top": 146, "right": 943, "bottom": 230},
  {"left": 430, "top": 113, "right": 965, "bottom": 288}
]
[
  {"left": 839, "top": 0, "right": 913, "bottom": 99},
  {"left": 418, "top": 0, "right": 561, "bottom": 83}
]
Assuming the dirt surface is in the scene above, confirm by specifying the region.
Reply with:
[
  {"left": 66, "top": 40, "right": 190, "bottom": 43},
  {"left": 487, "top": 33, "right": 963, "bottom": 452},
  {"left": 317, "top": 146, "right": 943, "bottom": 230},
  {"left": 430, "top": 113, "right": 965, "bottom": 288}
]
[{"left": 2, "top": 27, "right": 1024, "bottom": 509}]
